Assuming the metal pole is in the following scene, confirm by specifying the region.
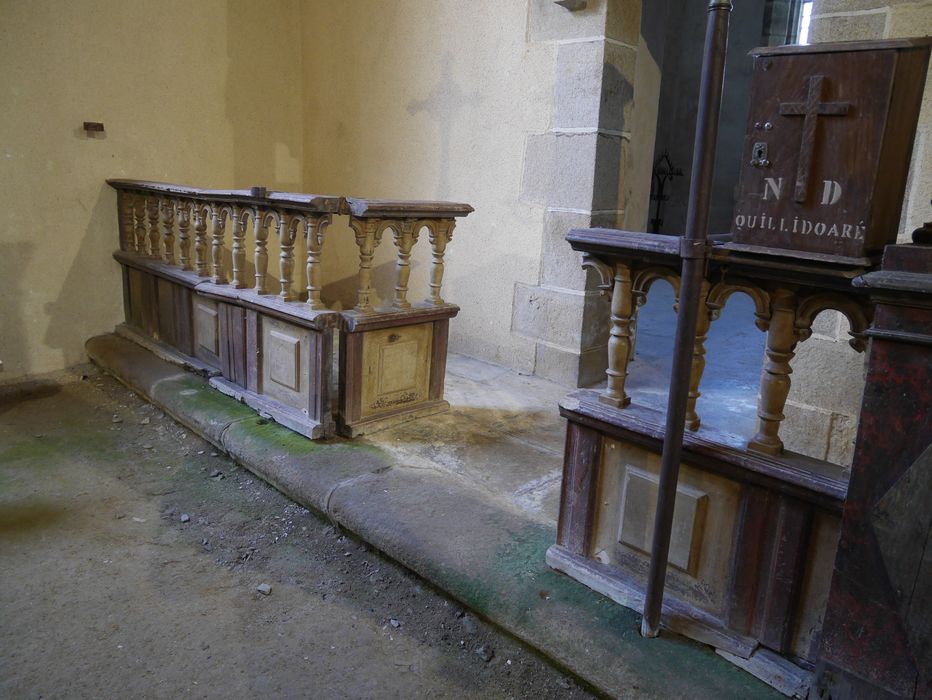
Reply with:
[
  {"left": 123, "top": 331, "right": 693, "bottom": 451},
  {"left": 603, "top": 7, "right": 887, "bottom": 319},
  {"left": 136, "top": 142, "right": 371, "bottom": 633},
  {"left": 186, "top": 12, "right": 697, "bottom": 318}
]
[{"left": 641, "top": 0, "right": 733, "bottom": 639}]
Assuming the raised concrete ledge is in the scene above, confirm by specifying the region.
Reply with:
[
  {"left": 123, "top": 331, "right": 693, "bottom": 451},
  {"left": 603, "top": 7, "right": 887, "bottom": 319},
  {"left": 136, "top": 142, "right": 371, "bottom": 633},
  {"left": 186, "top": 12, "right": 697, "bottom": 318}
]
[{"left": 85, "top": 332, "right": 779, "bottom": 699}]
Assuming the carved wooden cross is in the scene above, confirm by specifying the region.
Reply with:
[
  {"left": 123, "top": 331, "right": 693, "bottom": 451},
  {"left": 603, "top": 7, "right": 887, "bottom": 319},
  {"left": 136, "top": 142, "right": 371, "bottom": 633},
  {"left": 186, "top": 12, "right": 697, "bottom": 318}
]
[{"left": 779, "top": 75, "right": 851, "bottom": 203}]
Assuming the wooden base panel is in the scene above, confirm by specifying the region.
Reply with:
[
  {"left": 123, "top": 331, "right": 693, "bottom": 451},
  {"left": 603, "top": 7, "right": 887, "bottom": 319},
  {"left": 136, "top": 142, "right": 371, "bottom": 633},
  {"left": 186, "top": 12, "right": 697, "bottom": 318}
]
[
  {"left": 115, "top": 323, "right": 220, "bottom": 378},
  {"left": 337, "top": 314, "right": 454, "bottom": 438},
  {"left": 336, "top": 399, "right": 449, "bottom": 438},
  {"left": 209, "top": 377, "right": 333, "bottom": 440},
  {"left": 546, "top": 545, "right": 758, "bottom": 659},
  {"left": 717, "top": 648, "right": 811, "bottom": 698}
]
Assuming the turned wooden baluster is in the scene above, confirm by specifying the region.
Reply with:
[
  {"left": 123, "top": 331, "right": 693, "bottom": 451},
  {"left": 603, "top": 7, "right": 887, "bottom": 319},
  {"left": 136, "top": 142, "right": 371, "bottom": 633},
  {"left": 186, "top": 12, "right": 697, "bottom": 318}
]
[
  {"left": 748, "top": 288, "right": 799, "bottom": 455},
  {"left": 160, "top": 198, "right": 175, "bottom": 265},
  {"left": 279, "top": 214, "right": 300, "bottom": 301},
  {"left": 118, "top": 192, "right": 134, "bottom": 251},
  {"left": 254, "top": 209, "right": 277, "bottom": 295},
  {"left": 305, "top": 214, "right": 330, "bottom": 310},
  {"left": 600, "top": 262, "right": 635, "bottom": 408},
  {"left": 350, "top": 217, "right": 384, "bottom": 313},
  {"left": 146, "top": 197, "right": 161, "bottom": 258},
  {"left": 192, "top": 204, "right": 209, "bottom": 277},
  {"left": 391, "top": 220, "right": 419, "bottom": 310},
  {"left": 132, "top": 194, "right": 147, "bottom": 254},
  {"left": 210, "top": 205, "right": 231, "bottom": 284},
  {"left": 176, "top": 200, "right": 192, "bottom": 271},
  {"left": 426, "top": 220, "right": 454, "bottom": 305},
  {"left": 230, "top": 206, "right": 251, "bottom": 289},
  {"left": 685, "top": 280, "right": 712, "bottom": 431}
]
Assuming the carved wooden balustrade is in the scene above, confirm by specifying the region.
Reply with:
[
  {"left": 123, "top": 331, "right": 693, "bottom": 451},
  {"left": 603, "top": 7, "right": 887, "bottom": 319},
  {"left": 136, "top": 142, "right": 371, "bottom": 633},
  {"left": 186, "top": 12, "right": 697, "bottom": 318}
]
[
  {"left": 108, "top": 179, "right": 472, "bottom": 438},
  {"left": 570, "top": 229, "right": 872, "bottom": 455},
  {"left": 549, "top": 227, "right": 875, "bottom": 672}
]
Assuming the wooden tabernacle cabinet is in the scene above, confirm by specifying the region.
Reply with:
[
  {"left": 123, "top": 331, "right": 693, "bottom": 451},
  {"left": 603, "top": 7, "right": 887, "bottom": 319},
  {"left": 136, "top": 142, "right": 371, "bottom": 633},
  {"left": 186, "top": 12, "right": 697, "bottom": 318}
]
[{"left": 729, "top": 39, "right": 931, "bottom": 264}]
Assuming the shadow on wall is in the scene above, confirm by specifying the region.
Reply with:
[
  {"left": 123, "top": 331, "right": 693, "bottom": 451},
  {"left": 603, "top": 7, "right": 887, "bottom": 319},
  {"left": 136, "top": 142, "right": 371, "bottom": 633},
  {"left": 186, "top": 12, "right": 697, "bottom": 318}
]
[
  {"left": 406, "top": 52, "right": 478, "bottom": 201},
  {"left": 0, "top": 241, "right": 33, "bottom": 377},
  {"left": 225, "top": 0, "right": 303, "bottom": 192},
  {"left": 44, "top": 185, "right": 123, "bottom": 371}
]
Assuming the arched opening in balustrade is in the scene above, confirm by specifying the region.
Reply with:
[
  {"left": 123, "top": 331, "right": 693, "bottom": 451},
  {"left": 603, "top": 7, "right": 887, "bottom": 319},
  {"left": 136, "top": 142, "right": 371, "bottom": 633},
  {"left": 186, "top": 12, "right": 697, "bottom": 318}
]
[
  {"left": 624, "top": 276, "right": 677, "bottom": 413},
  {"left": 783, "top": 309, "right": 867, "bottom": 469},
  {"left": 699, "top": 289, "right": 768, "bottom": 439}
]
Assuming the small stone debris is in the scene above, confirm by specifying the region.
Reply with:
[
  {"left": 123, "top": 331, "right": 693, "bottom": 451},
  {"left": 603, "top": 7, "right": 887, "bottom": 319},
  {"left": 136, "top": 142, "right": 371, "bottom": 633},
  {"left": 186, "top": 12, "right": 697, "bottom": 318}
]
[
  {"left": 256, "top": 583, "right": 272, "bottom": 596},
  {"left": 197, "top": 450, "right": 205, "bottom": 455},
  {"left": 131, "top": 517, "right": 146, "bottom": 523},
  {"left": 142, "top": 444, "right": 153, "bottom": 450},
  {"left": 557, "top": 677, "right": 572, "bottom": 689},
  {"left": 475, "top": 645, "right": 494, "bottom": 663},
  {"left": 111, "top": 415, "right": 123, "bottom": 424},
  {"left": 140, "top": 417, "right": 150, "bottom": 425},
  {"left": 210, "top": 452, "right": 219, "bottom": 457},
  {"left": 180, "top": 513, "right": 191, "bottom": 523},
  {"left": 389, "top": 618, "right": 401, "bottom": 628},
  {"left": 209, "top": 469, "right": 223, "bottom": 479}
]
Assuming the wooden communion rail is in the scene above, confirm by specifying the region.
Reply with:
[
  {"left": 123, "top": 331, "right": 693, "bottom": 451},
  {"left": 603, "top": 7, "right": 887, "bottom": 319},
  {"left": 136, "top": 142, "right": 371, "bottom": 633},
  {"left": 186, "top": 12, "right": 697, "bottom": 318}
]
[
  {"left": 549, "top": 228, "right": 875, "bottom": 676},
  {"left": 108, "top": 179, "right": 472, "bottom": 438}
]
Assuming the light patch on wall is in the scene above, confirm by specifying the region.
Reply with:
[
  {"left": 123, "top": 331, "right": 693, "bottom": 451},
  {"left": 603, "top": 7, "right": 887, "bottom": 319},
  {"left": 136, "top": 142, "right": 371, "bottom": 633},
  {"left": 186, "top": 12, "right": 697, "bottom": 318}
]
[{"left": 275, "top": 142, "right": 301, "bottom": 187}]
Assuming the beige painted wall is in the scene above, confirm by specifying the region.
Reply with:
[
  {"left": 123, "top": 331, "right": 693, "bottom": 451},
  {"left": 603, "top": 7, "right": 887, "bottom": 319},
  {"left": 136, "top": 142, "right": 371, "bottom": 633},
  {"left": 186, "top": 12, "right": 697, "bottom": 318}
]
[
  {"left": 301, "top": 0, "right": 555, "bottom": 371},
  {"left": 0, "top": 0, "right": 303, "bottom": 381}
]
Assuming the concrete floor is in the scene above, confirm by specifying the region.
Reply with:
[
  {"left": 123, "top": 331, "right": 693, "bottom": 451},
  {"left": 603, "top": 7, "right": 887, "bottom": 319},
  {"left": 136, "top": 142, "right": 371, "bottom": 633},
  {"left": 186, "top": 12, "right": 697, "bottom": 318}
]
[
  {"left": 10, "top": 325, "right": 780, "bottom": 698},
  {"left": 0, "top": 368, "right": 592, "bottom": 699}
]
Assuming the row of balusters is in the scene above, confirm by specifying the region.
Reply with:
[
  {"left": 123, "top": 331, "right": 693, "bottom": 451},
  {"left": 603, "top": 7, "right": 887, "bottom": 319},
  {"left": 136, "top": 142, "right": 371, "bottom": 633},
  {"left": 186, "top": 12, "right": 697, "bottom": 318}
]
[{"left": 117, "top": 192, "right": 457, "bottom": 314}]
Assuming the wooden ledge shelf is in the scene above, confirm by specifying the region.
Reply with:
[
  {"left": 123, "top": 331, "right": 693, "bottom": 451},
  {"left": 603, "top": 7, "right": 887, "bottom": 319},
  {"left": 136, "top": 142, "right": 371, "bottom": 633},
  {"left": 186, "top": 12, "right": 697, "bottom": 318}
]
[{"left": 561, "top": 390, "right": 848, "bottom": 512}]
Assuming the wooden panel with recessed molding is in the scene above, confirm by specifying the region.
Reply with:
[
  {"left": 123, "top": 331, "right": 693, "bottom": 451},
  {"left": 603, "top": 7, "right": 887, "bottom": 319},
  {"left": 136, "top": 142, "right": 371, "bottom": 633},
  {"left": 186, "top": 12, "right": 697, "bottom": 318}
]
[
  {"left": 192, "top": 295, "right": 221, "bottom": 369},
  {"left": 360, "top": 323, "right": 433, "bottom": 420}
]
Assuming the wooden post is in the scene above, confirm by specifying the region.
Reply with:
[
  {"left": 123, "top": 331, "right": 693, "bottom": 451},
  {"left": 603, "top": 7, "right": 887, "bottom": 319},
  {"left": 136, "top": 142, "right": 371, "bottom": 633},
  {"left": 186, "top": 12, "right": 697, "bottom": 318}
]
[
  {"left": 392, "top": 220, "right": 419, "bottom": 309},
  {"left": 176, "top": 201, "right": 192, "bottom": 271},
  {"left": 210, "top": 205, "right": 229, "bottom": 285},
  {"left": 350, "top": 217, "right": 383, "bottom": 313},
  {"left": 133, "top": 195, "right": 147, "bottom": 254},
  {"left": 118, "top": 192, "right": 134, "bottom": 251},
  {"left": 160, "top": 197, "right": 175, "bottom": 265},
  {"left": 279, "top": 215, "right": 299, "bottom": 301},
  {"left": 254, "top": 210, "right": 274, "bottom": 295},
  {"left": 193, "top": 204, "right": 209, "bottom": 277},
  {"left": 305, "top": 214, "right": 329, "bottom": 309},
  {"left": 146, "top": 196, "right": 161, "bottom": 258},
  {"left": 600, "top": 262, "right": 634, "bottom": 408},
  {"left": 230, "top": 206, "right": 249, "bottom": 289},
  {"left": 748, "top": 287, "right": 798, "bottom": 455},
  {"left": 426, "top": 220, "right": 454, "bottom": 305}
]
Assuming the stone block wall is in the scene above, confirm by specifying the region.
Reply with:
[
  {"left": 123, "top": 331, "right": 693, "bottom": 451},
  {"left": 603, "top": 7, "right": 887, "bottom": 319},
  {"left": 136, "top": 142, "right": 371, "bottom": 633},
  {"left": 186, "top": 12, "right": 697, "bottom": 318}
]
[
  {"left": 780, "top": 0, "right": 931, "bottom": 467},
  {"left": 514, "top": 0, "right": 646, "bottom": 387}
]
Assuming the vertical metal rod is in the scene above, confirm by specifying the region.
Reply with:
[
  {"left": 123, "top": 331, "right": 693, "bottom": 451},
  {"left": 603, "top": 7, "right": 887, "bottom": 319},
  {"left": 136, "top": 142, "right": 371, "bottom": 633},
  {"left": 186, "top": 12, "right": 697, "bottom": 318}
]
[{"left": 641, "top": 0, "right": 733, "bottom": 639}]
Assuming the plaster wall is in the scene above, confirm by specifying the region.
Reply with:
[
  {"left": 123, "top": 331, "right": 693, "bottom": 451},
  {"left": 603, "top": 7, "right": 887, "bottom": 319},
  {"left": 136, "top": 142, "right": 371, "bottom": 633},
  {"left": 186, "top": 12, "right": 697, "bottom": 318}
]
[
  {"left": 0, "top": 0, "right": 304, "bottom": 381},
  {"left": 300, "top": 0, "right": 558, "bottom": 373}
]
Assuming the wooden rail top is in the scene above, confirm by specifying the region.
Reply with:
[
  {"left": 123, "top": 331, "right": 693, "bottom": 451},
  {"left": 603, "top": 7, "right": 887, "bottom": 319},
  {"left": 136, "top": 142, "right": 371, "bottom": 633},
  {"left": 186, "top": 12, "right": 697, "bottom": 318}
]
[
  {"left": 566, "top": 227, "right": 875, "bottom": 289},
  {"left": 108, "top": 179, "right": 474, "bottom": 220},
  {"left": 107, "top": 179, "right": 343, "bottom": 213},
  {"left": 344, "top": 198, "right": 474, "bottom": 219}
]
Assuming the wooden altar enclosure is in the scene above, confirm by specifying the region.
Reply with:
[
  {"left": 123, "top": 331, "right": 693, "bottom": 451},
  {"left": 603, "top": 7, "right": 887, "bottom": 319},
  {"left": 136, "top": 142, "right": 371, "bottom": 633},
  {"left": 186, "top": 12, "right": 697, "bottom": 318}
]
[
  {"left": 548, "top": 230, "right": 865, "bottom": 670},
  {"left": 548, "top": 36, "right": 932, "bottom": 697},
  {"left": 107, "top": 179, "right": 472, "bottom": 439}
]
